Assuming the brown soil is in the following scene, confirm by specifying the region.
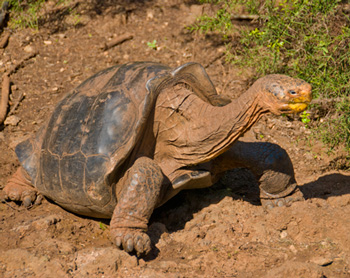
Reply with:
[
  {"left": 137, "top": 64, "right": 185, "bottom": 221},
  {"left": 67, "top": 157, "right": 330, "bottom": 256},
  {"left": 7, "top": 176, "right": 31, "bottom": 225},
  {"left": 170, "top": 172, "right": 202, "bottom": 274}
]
[{"left": 0, "top": 1, "right": 349, "bottom": 277}]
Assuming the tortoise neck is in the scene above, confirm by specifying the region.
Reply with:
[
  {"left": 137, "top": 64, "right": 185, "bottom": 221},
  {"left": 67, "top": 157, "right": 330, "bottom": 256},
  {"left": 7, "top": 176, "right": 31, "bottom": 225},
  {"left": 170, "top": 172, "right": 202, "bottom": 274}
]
[
  {"left": 198, "top": 84, "right": 267, "bottom": 161},
  {"left": 153, "top": 83, "right": 268, "bottom": 180}
]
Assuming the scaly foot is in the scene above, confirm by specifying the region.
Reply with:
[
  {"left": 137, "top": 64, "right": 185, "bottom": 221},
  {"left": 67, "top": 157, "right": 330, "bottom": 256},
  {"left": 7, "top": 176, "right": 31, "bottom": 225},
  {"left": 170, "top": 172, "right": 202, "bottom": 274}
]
[
  {"left": 261, "top": 187, "right": 304, "bottom": 210},
  {"left": 1, "top": 167, "right": 40, "bottom": 207},
  {"left": 112, "top": 228, "right": 151, "bottom": 256}
]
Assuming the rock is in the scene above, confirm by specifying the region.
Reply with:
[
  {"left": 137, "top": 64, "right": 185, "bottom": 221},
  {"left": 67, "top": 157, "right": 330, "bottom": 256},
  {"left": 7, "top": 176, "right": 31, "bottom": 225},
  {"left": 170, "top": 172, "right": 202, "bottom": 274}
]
[
  {"left": 74, "top": 247, "right": 137, "bottom": 276},
  {"left": 4, "top": 115, "right": 20, "bottom": 126},
  {"left": 280, "top": 230, "right": 288, "bottom": 239},
  {"left": 146, "top": 9, "right": 154, "bottom": 20},
  {"left": 179, "top": 4, "right": 204, "bottom": 25},
  {"left": 23, "top": 45, "right": 34, "bottom": 53},
  {"left": 310, "top": 257, "right": 333, "bottom": 266},
  {"left": 289, "top": 245, "right": 298, "bottom": 254},
  {"left": 32, "top": 215, "right": 62, "bottom": 229}
]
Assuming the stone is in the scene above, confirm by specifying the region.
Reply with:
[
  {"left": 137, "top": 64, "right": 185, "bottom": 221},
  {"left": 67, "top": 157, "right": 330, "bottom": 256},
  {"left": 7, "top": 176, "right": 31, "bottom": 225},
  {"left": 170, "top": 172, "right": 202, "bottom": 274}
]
[{"left": 4, "top": 115, "right": 20, "bottom": 126}]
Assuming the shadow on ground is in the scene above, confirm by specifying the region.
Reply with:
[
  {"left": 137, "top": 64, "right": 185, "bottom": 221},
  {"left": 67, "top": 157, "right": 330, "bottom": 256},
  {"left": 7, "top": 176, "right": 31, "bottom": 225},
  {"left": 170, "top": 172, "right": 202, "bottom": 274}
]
[
  {"left": 148, "top": 171, "right": 350, "bottom": 254},
  {"left": 301, "top": 172, "right": 350, "bottom": 200}
]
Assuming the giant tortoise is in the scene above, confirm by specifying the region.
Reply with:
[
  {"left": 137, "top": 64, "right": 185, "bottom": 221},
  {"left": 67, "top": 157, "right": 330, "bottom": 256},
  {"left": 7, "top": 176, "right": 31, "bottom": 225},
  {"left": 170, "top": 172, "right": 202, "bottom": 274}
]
[{"left": 2, "top": 62, "right": 312, "bottom": 255}]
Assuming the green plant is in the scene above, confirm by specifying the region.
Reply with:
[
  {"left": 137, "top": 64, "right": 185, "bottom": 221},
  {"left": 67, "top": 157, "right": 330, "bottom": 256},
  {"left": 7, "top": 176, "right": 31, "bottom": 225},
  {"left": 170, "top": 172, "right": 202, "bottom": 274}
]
[
  {"left": 5, "top": 0, "right": 46, "bottom": 29},
  {"left": 192, "top": 0, "right": 350, "bottom": 159},
  {"left": 300, "top": 111, "right": 311, "bottom": 127},
  {"left": 319, "top": 99, "right": 350, "bottom": 151},
  {"left": 70, "top": 9, "right": 81, "bottom": 26},
  {"left": 99, "top": 222, "right": 107, "bottom": 231},
  {"left": 147, "top": 39, "right": 158, "bottom": 50}
]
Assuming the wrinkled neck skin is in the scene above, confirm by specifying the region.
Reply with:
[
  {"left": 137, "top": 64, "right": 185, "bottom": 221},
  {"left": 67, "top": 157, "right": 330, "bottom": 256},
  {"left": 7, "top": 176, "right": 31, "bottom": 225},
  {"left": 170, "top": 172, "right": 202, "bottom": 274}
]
[{"left": 153, "top": 83, "right": 269, "bottom": 181}]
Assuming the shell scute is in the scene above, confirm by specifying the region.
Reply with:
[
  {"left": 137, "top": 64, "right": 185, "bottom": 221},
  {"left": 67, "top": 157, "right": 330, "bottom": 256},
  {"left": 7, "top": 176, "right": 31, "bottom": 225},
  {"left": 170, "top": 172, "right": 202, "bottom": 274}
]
[
  {"left": 48, "top": 94, "right": 95, "bottom": 156},
  {"left": 58, "top": 152, "right": 89, "bottom": 205},
  {"left": 38, "top": 150, "right": 62, "bottom": 198},
  {"left": 81, "top": 89, "right": 136, "bottom": 157},
  {"left": 85, "top": 155, "right": 112, "bottom": 206}
]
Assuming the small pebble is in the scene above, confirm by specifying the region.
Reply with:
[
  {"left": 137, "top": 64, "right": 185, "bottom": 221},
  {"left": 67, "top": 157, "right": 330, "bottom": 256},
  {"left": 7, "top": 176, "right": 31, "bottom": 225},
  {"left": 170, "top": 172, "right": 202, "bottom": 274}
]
[
  {"left": 310, "top": 257, "right": 333, "bottom": 266},
  {"left": 146, "top": 10, "right": 154, "bottom": 20},
  {"left": 280, "top": 230, "right": 288, "bottom": 239},
  {"left": 4, "top": 115, "right": 20, "bottom": 126},
  {"left": 24, "top": 45, "right": 34, "bottom": 53},
  {"left": 289, "top": 245, "right": 298, "bottom": 254},
  {"left": 44, "top": 40, "right": 52, "bottom": 45}
]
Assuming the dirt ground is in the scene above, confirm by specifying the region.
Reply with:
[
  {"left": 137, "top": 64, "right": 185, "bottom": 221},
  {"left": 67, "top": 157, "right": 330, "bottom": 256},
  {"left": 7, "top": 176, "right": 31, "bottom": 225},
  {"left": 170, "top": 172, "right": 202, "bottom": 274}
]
[{"left": 0, "top": 1, "right": 349, "bottom": 277}]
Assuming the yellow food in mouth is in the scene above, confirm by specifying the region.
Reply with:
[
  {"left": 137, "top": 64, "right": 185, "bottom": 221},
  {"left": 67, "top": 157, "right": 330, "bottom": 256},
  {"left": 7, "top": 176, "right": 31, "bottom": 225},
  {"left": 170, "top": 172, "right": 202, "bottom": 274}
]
[{"left": 288, "top": 102, "right": 308, "bottom": 113}]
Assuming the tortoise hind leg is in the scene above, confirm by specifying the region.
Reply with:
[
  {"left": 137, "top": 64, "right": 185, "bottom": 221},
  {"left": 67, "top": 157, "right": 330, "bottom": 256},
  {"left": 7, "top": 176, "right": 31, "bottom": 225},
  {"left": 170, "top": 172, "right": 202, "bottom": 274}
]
[
  {"left": 211, "top": 140, "right": 304, "bottom": 210},
  {"left": 1, "top": 167, "right": 40, "bottom": 207},
  {"left": 110, "top": 157, "right": 164, "bottom": 256}
]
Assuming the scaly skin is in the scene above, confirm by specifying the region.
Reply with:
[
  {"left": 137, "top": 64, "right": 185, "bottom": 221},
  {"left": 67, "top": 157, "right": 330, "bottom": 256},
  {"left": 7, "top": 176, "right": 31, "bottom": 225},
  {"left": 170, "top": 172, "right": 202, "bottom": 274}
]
[
  {"left": 1, "top": 167, "right": 39, "bottom": 207},
  {"left": 211, "top": 141, "right": 304, "bottom": 209},
  {"left": 110, "top": 157, "right": 164, "bottom": 255}
]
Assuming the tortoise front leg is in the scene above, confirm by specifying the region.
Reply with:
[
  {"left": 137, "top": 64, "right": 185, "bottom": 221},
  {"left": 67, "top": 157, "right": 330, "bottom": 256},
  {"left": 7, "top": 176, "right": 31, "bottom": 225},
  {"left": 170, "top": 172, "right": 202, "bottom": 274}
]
[
  {"left": 110, "top": 157, "right": 164, "bottom": 255},
  {"left": 211, "top": 140, "right": 304, "bottom": 209},
  {"left": 1, "top": 167, "right": 40, "bottom": 207}
]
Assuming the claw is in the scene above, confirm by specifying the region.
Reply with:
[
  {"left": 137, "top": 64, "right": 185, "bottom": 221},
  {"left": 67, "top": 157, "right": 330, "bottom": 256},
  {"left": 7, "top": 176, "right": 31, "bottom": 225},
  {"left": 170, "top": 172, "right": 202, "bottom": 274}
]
[
  {"left": 34, "top": 194, "right": 43, "bottom": 205},
  {"left": 23, "top": 195, "right": 33, "bottom": 207},
  {"left": 126, "top": 238, "right": 134, "bottom": 253},
  {"left": 115, "top": 237, "right": 122, "bottom": 248},
  {"left": 135, "top": 236, "right": 144, "bottom": 254},
  {"left": 8, "top": 191, "right": 19, "bottom": 201},
  {"left": 111, "top": 228, "right": 152, "bottom": 255},
  {"left": 261, "top": 188, "right": 305, "bottom": 210},
  {"left": 3, "top": 168, "right": 38, "bottom": 207},
  {"left": 265, "top": 202, "right": 274, "bottom": 210}
]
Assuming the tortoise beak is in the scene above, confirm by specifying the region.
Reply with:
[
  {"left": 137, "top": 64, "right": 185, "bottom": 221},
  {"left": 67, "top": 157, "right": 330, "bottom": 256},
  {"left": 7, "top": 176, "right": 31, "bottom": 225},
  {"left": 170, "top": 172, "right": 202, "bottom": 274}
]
[{"left": 288, "top": 87, "right": 312, "bottom": 113}]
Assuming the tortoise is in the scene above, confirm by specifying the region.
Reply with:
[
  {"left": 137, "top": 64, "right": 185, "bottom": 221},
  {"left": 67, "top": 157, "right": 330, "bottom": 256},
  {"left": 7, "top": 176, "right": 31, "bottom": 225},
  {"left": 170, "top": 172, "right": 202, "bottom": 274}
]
[{"left": 2, "top": 62, "right": 312, "bottom": 255}]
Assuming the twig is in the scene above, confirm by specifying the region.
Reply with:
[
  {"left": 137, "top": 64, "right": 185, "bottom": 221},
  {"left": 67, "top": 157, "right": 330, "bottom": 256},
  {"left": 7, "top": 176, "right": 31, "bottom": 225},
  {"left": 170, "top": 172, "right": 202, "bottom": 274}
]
[
  {"left": 7, "top": 51, "right": 38, "bottom": 76},
  {"left": 0, "top": 31, "right": 10, "bottom": 48},
  {"left": 231, "top": 14, "right": 259, "bottom": 21},
  {"left": 0, "top": 51, "right": 37, "bottom": 124},
  {"left": 8, "top": 91, "right": 24, "bottom": 116},
  {"left": 0, "top": 73, "right": 10, "bottom": 124},
  {"left": 101, "top": 33, "right": 133, "bottom": 51}
]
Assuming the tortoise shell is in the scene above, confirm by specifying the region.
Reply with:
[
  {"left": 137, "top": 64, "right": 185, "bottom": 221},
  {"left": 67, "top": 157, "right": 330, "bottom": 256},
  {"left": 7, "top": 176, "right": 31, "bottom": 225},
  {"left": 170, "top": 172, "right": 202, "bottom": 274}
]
[{"left": 15, "top": 62, "right": 220, "bottom": 218}]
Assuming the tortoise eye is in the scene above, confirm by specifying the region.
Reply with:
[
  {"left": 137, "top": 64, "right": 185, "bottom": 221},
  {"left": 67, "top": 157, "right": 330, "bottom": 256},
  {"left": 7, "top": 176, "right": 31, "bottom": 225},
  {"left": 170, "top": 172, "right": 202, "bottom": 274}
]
[{"left": 289, "top": 90, "right": 297, "bottom": 95}]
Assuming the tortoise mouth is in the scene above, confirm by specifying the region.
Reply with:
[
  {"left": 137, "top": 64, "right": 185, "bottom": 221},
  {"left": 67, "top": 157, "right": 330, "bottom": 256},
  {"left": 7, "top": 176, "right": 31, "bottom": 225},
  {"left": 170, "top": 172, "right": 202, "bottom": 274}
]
[
  {"left": 286, "top": 95, "right": 312, "bottom": 113},
  {"left": 287, "top": 102, "right": 309, "bottom": 113}
]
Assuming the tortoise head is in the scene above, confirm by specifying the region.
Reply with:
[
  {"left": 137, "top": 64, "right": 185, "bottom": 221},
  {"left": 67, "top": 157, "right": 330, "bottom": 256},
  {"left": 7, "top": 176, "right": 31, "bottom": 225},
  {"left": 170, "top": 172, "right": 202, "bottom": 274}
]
[{"left": 256, "top": 74, "right": 312, "bottom": 115}]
